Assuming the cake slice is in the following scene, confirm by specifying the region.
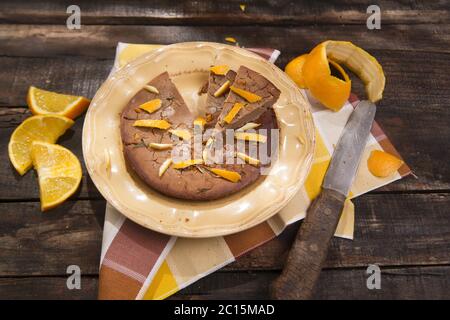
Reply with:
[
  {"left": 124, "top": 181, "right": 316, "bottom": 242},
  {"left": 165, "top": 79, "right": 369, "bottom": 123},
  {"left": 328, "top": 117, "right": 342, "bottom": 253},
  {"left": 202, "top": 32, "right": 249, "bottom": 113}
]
[
  {"left": 120, "top": 71, "right": 194, "bottom": 145},
  {"left": 214, "top": 66, "right": 281, "bottom": 132},
  {"left": 203, "top": 68, "right": 237, "bottom": 128}
]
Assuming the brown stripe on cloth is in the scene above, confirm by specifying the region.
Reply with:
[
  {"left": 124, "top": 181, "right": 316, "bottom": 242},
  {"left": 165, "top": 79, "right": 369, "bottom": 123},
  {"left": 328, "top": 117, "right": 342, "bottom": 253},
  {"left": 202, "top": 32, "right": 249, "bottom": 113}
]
[
  {"left": 98, "top": 219, "right": 171, "bottom": 299},
  {"left": 98, "top": 265, "right": 143, "bottom": 300},
  {"left": 224, "top": 221, "right": 275, "bottom": 258},
  {"left": 246, "top": 47, "right": 276, "bottom": 60}
]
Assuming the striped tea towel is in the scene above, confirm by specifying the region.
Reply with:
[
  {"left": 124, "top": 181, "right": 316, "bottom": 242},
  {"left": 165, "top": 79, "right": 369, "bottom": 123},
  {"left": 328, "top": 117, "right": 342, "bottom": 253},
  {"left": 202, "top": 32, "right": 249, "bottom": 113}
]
[{"left": 98, "top": 43, "right": 411, "bottom": 299}]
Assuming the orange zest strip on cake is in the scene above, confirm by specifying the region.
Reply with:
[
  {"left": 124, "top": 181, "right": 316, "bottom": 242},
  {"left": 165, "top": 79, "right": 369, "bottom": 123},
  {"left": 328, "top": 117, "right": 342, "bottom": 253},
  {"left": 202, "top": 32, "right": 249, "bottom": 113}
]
[
  {"left": 132, "top": 119, "right": 171, "bottom": 129},
  {"left": 138, "top": 99, "right": 162, "bottom": 113},
  {"left": 223, "top": 103, "right": 244, "bottom": 124},
  {"left": 210, "top": 65, "right": 230, "bottom": 75},
  {"left": 172, "top": 159, "right": 204, "bottom": 169},
  {"left": 208, "top": 168, "right": 241, "bottom": 183},
  {"left": 230, "top": 86, "right": 262, "bottom": 103}
]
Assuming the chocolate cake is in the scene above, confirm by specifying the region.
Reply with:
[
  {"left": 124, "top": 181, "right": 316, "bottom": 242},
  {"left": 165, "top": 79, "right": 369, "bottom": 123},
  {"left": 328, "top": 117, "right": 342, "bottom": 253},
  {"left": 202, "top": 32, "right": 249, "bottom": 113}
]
[
  {"left": 215, "top": 66, "right": 281, "bottom": 132},
  {"left": 120, "top": 67, "right": 280, "bottom": 201}
]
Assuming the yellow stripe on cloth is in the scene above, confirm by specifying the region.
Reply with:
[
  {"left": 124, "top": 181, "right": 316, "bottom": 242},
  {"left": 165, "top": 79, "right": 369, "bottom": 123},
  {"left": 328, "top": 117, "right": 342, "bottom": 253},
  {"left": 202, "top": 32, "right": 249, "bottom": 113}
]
[{"left": 143, "top": 261, "right": 178, "bottom": 300}]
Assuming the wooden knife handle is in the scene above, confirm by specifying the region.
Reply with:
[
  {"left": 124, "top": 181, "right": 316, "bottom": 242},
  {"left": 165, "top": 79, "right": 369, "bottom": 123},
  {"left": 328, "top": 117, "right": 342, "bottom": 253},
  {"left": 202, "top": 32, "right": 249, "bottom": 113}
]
[{"left": 271, "top": 188, "right": 346, "bottom": 300}]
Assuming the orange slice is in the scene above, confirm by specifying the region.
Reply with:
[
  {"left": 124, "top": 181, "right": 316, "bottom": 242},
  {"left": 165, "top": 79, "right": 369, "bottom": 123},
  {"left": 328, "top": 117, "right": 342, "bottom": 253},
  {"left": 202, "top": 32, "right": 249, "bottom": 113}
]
[
  {"left": 230, "top": 86, "right": 262, "bottom": 103},
  {"left": 31, "top": 141, "right": 82, "bottom": 211},
  {"left": 367, "top": 150, "right": 404, "bottom": 178},
  {"left": 208, "top": 168, "right": 241, "bottom": 183},
  {"left": 27, "top": 86, "right": 90, "bottom": 119},
  {"left": 133, "top": 119, "right": 171, "bottom": 129},
  {"left": 139, "top": 99, "right": 162, "bottom": 113},
  {"left": 8, "top": 115, "right": 74, "bottom": 175},
  {"left": 224, "top": 103, "right": 244, "bottom": 124}
]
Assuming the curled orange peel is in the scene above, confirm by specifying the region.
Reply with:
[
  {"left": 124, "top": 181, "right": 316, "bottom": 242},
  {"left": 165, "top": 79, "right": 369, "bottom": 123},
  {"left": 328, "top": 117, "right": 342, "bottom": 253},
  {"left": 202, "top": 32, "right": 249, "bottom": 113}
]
[
  {"left": 303, "top": 42, "right": 351, "bottom": 111},
  {"left": 286, "top": 41, "right": 385, "bottom": 111},
  {"left": 284, "top": 54, "right": 309, "bottom": 88}
]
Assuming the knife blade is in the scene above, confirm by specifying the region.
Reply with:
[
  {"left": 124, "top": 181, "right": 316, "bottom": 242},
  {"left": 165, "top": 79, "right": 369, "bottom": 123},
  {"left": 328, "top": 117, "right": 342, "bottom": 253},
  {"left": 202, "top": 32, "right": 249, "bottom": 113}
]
[
  {"left": 323, "top": 100, "right": 377, "bottom": 196},
  {"left": 271, "top": 100, "right": 376, "bottom": 300}
]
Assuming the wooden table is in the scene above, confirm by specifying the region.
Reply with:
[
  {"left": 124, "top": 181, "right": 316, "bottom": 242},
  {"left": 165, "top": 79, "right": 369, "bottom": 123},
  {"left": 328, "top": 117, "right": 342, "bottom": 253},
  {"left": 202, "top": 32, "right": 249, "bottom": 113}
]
[{"left": 0, "top": 1, "right": 449, "bottom": 300}]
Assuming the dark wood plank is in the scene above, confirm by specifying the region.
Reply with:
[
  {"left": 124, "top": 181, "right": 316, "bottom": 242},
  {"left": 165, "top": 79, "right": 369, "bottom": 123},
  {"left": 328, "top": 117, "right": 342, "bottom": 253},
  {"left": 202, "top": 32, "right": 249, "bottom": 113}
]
[
  {"left": 0, "top": 200, "right": 104, "bottom": 276},
  {"left": 0, "top": 276, "right": 98, "bottom": 300},
  {"left": 1, "top": 0, "right": 449, "bottom": 25},
  {"left": 174, "top": 266, "right": 450, "bottom": 300},
  {"left": 3, "top": 265, "right": 447, "bottom": 299},
  {"left": 1, "top": 24, "right": 449, "bottom": 60},
  {"left": 0, "top": 194, "right": 448, "bottom": 277}
]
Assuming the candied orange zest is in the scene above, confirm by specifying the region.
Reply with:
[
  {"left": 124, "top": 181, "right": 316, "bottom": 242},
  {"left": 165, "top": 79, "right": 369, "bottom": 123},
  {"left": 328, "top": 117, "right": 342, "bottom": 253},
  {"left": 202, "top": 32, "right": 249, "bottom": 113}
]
[
  {"left": 172, "top": 159, "right": 204, "bottom": 169},
  {"left": 230, "top": 86, "right": 262, "bottom": 103},
  {"left": 367, "top": 150, "right": 404, "bottom": 178},
  {"left": 208, "top": 168, "right": 241, "bottom": 183},
  {"left": 133, "top": 119, "right": 171, "bottom": 130},
  {"left": 224, "top": 103, "right": 244, "bottom": 124},
  {"left": 225, "top": 37, "right": 237, "bottom": 43},
  {"left": 210, "top": 65, "right": 230, "bottom": 75},
  {"left": 139, "top": 99, "right": 162, "bottom": 113}
]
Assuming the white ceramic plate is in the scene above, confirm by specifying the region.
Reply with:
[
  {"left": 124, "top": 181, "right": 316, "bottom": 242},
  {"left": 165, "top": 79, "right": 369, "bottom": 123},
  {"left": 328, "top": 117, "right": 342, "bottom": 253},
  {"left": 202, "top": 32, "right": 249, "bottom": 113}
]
[{"left": 82, "top": 42, "right": 315, "bottom": 237}]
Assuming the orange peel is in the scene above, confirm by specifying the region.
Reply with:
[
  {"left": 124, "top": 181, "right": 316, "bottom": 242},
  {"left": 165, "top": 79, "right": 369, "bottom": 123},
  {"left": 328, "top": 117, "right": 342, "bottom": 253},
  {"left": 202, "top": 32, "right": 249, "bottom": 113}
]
[
  {"left": 301, "top": 40, "right": 385, "bottom": 111},
  {"left": 284, "top": 54, "right": 309, "bottom": 88},
  {"left": 367, "top": 150, "right": 403, "bottom": 178}
]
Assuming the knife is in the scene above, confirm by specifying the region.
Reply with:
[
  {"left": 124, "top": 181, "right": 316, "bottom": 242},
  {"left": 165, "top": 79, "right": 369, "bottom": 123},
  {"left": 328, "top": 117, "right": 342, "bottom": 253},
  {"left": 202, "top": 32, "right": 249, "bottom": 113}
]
[{"left": 271, "top": 100, "right": 376, "bottom": 300}]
